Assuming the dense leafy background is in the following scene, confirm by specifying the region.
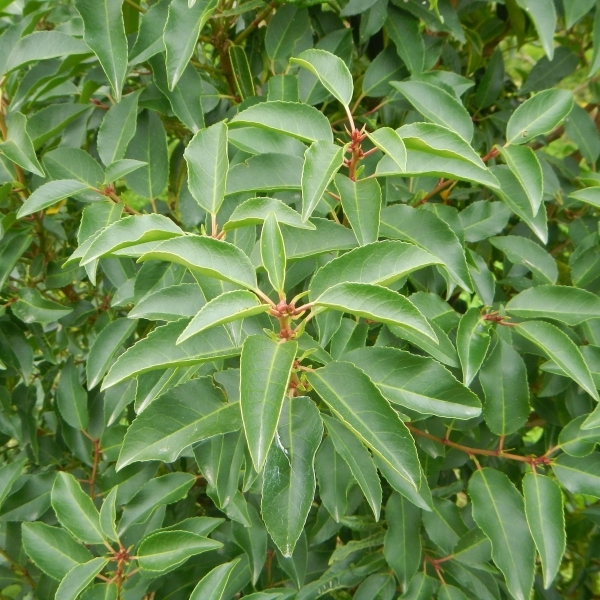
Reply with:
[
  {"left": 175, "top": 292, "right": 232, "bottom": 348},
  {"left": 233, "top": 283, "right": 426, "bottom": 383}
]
[{"left": 3, "top": 0, "right": 600, "bottom": 598}]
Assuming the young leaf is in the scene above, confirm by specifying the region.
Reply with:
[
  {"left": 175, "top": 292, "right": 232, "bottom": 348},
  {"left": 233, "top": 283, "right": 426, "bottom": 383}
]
[
  {"left": 178, "top": 290, "right": 268, "bottom": 343},
  {"left": 56, "top": 357, "right": 89, "bottom": 430},
  {"left": 97, "top": 90, "right": 141, "bottom": 166},
  {"left": 301, "top": 141, "right": 344, "bottom": 221},
  {"left": 343, "top": 347, "right": 481, "bottom": 419},
  {"left": 515, "top": 320, "right": 599, "bottom": 400},
  {"left": 229, "top": 101, "right": 333, "bottom": 144},
  {"left": 291, "top": 49, "right": 353, "bottom": 107},
  {"left": 315, "top": 282, "right": 437, "bottom": 342},
  {"left": 74, "top": 0, "right": 128, "bottom": 101},
  {"left": 335, "top": 175, "right": 381, "bottom": 246},
  {"left": 469, "top": 468, "right": 536, "bottom": 600},
  {"left": 392, "top": 81, "right": 473, "bottom": 142},
  {"left": 184, "top": 121, "right": 229, "bottom": 219},
  {"left": 367, "top": 127, "right": 407, "bottom": 172},
  {"left": 190, "top": 560, "right": 240, "bottom": 600},
  {"left": 22, "top": 522, "right": 93, "bottom": 581},
  {"left": 506, "top": 285, "right": 600, "bottom": 325},
  {"left": 117, "top": 378, "right": 241, "bottom": 469},
  {"left": 479, "top": 338, "right": 530, "bottom": 435},
  {"left": 456, "top": 307, "right": 491, "bottom": 386},
  {"left": 261, "top": 212, "right": 286, "bottom": 295},
  {"left": 322, "top": 414, "right": 382, "bottom": 520},
  {"left": 380, "top": 204, "right": 473, "bottom": 292},
  {"left": 307, "top": 361, "right": 421, "bottom": 493},
  {"left": 261, "top": 397, "right": 323, "bottom": 556},
  {"left": 240, "top": 335, "right": 297, "bottom": 472},
  {"left": 55, "top": 558, "right": 109, "bottom": 600},
  {"left": 499, "top": 145, "right": 543, "bottom": 215},
  {"left": 164, "top": 0, "right": 218, "bottom": 89},
  {"left": 137, "top": 531, "right": 222, "bottom": 574},
  {"left": 523, "top": 473, "right": 565, "bottom": 589},
  {"left": 51, "top": 472, "right": 105, "bottom": 545},
  {"left": 506, "top": 89, "right": 573, "bottom": 145}
]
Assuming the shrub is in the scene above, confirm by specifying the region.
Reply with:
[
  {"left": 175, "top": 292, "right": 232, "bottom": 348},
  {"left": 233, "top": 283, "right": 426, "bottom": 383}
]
[{"left": 0, "top": 0, "right": 599, "bottom": 598}]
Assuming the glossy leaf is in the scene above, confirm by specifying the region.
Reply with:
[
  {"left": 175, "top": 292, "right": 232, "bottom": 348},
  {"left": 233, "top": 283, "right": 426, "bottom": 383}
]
[
  {"left": 56, "top": 357, "right": 89, "bottom": 430},
  {"left": 469, "top": 468, "right": 535, "bottom": 600},
  {"left": 336, "top": 174, "right": 381, "bottom": 246},
  {"left": 261, "top": 212, "right": 286, "bottom": 294},
  {"left": 499, "top": 145, "right": 543, "bottom": 215},
  {"left": 55, "top": 558, "right": 109, "bottom": 600},
  {"left": 190, "top": 560, "right": 240, "bottom": 600},
  {"left": 456, "top": 307, "right": 491, "bottom": 386},
  {"left": 490, "top": 236, "right": 557, "bottom": 284},
  {"left": 18, "top": 180, "right": 91, "bottom": 218},
  {"left": 367, "top": 127, "right": 407, "bottom": 172},
  {"left": 0, "top": 111, "right": 44, "bottom": 176},
  {"left": 307, "top": 361, "right": 421, "bottom": 493},
  {"left": 240, "top": 335, "right": 297, "bottom": 472}
]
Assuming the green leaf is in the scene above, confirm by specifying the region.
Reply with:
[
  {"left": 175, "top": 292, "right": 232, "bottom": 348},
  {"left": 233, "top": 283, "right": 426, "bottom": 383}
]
[
  {"left": 225, "top": 197, "right": 315, "bottom": 231},
  {"left": 515, "top": 320, "right": 598, "bottom": 400},
  {"left": 103, "top": 321, "right": 242, "bottom": 388},
  {"left": 564, "top": 0, "right": 595, "bottom": 28},
  {"left": 124, "top": 109, "right": 169, "bottom": 199},
  {"left": 164, "top": 0, "right": 218, "bottom": 88},
  {"left": 507, "top": 285, "right": 600, "bottom": 325},
  {"left": 469, "top": 468, "right": 535, "bottom": 600},
  {"left": 490, "top": 236, "right": 557, "bottom": 284},
  {"left": 87, "top": 318, "right": 137, "bottom": 389},
  {"left": 137, "top": 235, "right": 257, "bottom": 290},
  {"left": 456, "top": 307, "right": 491, "bottom": 386},
  {"left": 261, "top": 212, "right": 286, "bottom": 294},
  {"left": 499, "top": 145, "right": 543, "bottom": 215},
  {"left": 400, "top": 573, "right": 439, "bottom": 600},
  {"left": 22, "top": 522, "right": 92, "bottom": 581},
  {"left": 386, "top": 6, "right": 424, "bottom": 74},
  {"left": 490, "top": 165, "right": 548, "bottom": 243},
  {"left": 0, "top": 457, "right": 27, "bottom": 510},
  {"left": 17, "top": 179, "right": 90, "bottom": 218},
  {"left": 57, "top": 357, "right": 89, "bottom": 431},
  {"left": 74, "top": 0, "right": 128, "bottom": 101},
  {"left": 438, "top": 585, "right": 469, "bottom": 600},
  {"left": 335, "top": 175, "right": 381, "bottom": 246},
  {"left": 178, "top": 290, "right": 267, "bottom": 343},
  {"left": 570, "top": 187, "right": 600, "bottom": 208},
  {"left": 0, "top": 472, "right": 55, "bottom": 522},
  {"left": 380, "top": 204, "right": 473, "bottom": 292},
  {"left": 523, "top": 473, "right": 565, "bottom": 589},
  {"left": 367, "top": 127, "right": 407, "bottom": 172},
  {"left": 307, "top": 361, "right": 421, "bottom": 493},
  {"left": 363, "top": 46, "right": 407, "bottom": 98},
  {"left": 118, "top": 472, "right": 195, "bottom": 534},
  {"left": 190, "top": 560, "right": 240, "bottom": 600},
  {"left": 80, "top": 214, "right": 183, "bottom": 265},
  {"left": 184, "top": 122, "right": 229, "bottom": 217},
  {"left": 552, "top": 453, "right": 600, "bottom": 497},
  {"left": 261, "top": 397, "right": 323, "bottom": 556},
  {"left": 44, "top": 148, "right": 104, "bottom": 188},
  {"left": 55, "top": 558, "right": 109, "bottom": 600},
  {"left": 281, "top": 218, "right": 358, "bottom": 260},
  {"left": 12, "top": 287, "right": 73, "bottom": 324},
  {"left": 315, "top": 282, "right": 437, "bottom": 342},
  {"left": 322, "top": 414, "right": 382, "bottom": 520},
  {"left": 226, "top": 153, "right": 303, "bottom": 195},
  {"left": 376, "top": 123, "right": 498, "bottom": 189},
  {"left": 383, "top": 492, "right": 421, "bottom": 587},
  {"left": 137, "top": 530, "right": 222, "bottom": 575},
  {"left": 51, "top": 472, "right": 105, "bottom": 545},
  {"left": 229, "top": 45, "right": 255, "bottom": 101},
  {"left": 265, "top": 4, "right": 309, "bottom": 63},
  {"left": 240, "top": 335, "right": 297, "bottom": 472},
  {"left": 506, "top": 89, "right": 573, "bottom": 145},
  {"left": 99, "top": 486, "right": 119, "bottom": 543},
  {"left": 291, "top": 49, "right": 353, "bottom": 107},
  {"left": 479, "top": 338, "right": 530, "bottom": 435},
  {"left": 0, "top": 111, "right": 44, "bottom": 176},
  {"left": 117, "top": 378, "right": 241, "bottom": 468},
  {"left": 516, "top": 0, "right": 556, "bottom": 59},
  {"left": 559, "top": 414, "right": 600, "bottom": 456},
  {"left": 343, "top": 347, "right": 481, "bottom": 419},
  {"left": 301, "top": 141, "right": 344, "bottom": 221},
  {"left": 392, "top": 81, "right": 473, "bottom": 142},
  {"left": 229, "top": 101, "right": 333, "bottom": 144},
  {"left": 97, "top": 90, "right": 141, "bottom": 166},
  {"left": 81, "top": 584, "right": 118, "bottom": 600},
  {"left": 5, "top": 31, "right": 89, "bottom": 72}
]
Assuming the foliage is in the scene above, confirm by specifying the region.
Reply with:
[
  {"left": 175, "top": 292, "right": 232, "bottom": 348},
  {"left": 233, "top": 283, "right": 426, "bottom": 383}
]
[{"left": 2, "top": 0, "right": 600, "bottom": 598}]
